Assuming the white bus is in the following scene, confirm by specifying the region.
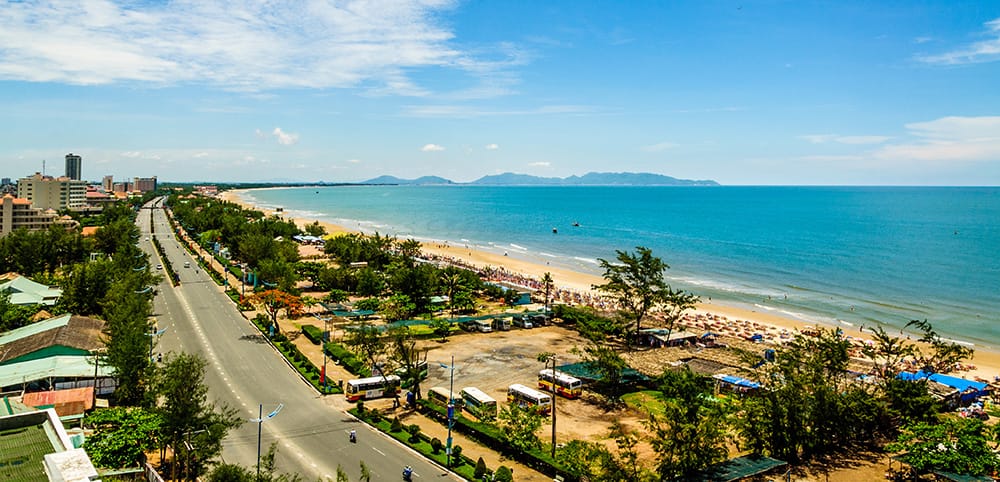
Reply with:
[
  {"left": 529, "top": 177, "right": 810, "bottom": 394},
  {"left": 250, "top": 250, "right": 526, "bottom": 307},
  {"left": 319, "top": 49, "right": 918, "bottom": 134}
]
[
  {"left": 461, "top": 386, "right": 497, "bottom": 421},
  {"left": 345, "top": 375, "right": 401, "bottom": 402},
  {"left": 507, "top": 383, "right": 552, "bottom": 415},
  {"left": 427, "top": 386, "right": 461, "bottom": 412},
  {"left": 538, "top": 369, "right": 584, "bottom": 399}
]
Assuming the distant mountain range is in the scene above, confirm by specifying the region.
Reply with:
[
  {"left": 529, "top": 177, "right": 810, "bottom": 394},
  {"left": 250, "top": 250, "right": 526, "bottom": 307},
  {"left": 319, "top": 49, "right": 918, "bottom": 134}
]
[{"left": 361, "top": 172, "right": 718, "bottom": 186}]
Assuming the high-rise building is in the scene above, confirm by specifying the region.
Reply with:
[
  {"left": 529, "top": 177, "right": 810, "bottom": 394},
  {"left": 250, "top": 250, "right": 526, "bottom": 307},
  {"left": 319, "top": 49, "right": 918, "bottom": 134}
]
[
  {"left": 65, "top": 153, "right": 82, "bottom": 180},
  {"left": 16, "top": 173, "right": 88, "bottom": 210},
  {"left": 133, "top": 176, "right": 157, "bottom": 193},
  {"left": 102, "top": 175, "right": 113, "bottom": 192}
]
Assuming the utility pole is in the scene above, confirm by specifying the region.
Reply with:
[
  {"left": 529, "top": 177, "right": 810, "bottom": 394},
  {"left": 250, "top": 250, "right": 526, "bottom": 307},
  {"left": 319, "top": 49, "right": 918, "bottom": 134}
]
[{"left": 538, "top": 352, "right": 557, "bottom": 459}]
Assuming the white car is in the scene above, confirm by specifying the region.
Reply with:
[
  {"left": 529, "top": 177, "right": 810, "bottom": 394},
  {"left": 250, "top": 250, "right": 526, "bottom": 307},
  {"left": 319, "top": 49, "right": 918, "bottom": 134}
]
[{"left": 156, "top": 264, "right": 163, "bottom": 270}]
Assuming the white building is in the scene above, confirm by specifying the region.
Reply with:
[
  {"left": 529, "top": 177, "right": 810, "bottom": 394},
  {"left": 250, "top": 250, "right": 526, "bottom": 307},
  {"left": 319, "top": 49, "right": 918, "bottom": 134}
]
[{"left": 16, "top": 172, "right": 88, "bottom": 210}]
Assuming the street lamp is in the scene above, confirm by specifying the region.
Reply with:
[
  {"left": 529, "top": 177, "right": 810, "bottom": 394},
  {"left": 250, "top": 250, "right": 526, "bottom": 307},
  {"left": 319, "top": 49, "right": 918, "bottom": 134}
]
[
  {"left": 250, "top": 403, "right": 283, "bottom": 480},
  {"left": 439, "top": 356, "right": 456, "bottom": 468},
  {"left": 314, "top": 314, "right": 332, "bottom": 393},
  {"left": 538, "top": 352, "right": 557, "bottom": 459},
  {"left": 147, "top": 326, "right": 167, "bottom": 361}
]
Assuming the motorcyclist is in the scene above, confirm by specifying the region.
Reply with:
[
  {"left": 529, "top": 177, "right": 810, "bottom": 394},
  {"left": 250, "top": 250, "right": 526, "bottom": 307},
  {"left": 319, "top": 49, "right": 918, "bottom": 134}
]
[
  {"left": 349, "top": 429, "right": 356, "bottom": 443},
  {"left": 403, "top": 465, "right": 413, "bottom": 481}
]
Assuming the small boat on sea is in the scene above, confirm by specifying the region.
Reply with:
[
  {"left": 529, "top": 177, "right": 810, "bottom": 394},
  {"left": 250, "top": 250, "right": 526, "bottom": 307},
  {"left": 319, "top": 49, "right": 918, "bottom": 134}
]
[
  {"left": 552, "top": 227, "right": 558, "bottom": 234},
  {"left": 572, "top": 221, "right": 580, "bottom": 227}
]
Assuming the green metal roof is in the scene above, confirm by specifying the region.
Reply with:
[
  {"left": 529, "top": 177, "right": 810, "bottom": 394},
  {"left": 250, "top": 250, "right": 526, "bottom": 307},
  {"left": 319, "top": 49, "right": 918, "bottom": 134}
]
[
  {"left": 0, "top": 276, "right": 62, "bottom": 306},
  {"left": 671, "top": 454, "right": 787, "bottom": 482},
  {"left": 0, "top": 355, "right": 112, "bottom": 389},
  {"left": 0, "top": 314, "right": 72, "bottom": 346}
]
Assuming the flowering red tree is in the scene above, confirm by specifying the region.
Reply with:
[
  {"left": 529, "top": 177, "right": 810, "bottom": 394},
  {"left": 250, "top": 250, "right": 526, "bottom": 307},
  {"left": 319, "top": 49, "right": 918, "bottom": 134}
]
[{"left": 250, "top": 289, "right": 304, "bottom": 334}]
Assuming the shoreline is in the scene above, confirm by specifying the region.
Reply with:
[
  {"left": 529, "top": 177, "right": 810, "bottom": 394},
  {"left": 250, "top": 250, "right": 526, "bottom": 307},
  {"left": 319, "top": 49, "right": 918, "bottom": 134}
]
[{"left": 219, "top": 188, "right": 1000, "bottom": 382}]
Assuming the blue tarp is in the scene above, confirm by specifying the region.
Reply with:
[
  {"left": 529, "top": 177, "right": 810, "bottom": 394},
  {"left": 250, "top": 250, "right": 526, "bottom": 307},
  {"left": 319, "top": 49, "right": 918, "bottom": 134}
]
[
  {"left": 897, "top": 371, "right": 987, "bottom": 393},
  {"left": 715, "top": 374, "right": 761, "bottom": 389}
]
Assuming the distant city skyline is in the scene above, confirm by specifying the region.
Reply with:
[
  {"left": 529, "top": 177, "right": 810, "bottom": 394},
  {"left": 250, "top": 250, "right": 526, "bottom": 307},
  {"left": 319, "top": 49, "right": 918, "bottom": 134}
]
[{"left": 1, "top": 1, "right": 998, "bottom": 185}]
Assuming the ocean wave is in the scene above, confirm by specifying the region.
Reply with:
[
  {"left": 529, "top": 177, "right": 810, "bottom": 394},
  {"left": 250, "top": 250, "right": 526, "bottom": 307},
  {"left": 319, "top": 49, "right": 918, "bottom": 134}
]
[
  {"left": 573, "top": 257, "right": 599, "bottom": 265},
  {"left": 538, "top": 252, "right": 558, "bottom": 258},
  {"left": 509, "top": 244, "right": 528, "bottom": 252}
]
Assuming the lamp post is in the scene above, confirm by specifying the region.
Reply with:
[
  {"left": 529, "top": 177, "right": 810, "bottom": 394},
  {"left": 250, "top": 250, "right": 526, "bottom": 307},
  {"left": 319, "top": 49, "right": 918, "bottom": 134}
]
[
  {"left": 148, "top": 326, "right": 167, "bottom": 361},
  {"left": 314, "top": 314, "right": 332, "bottom": 393},
  {"left": 439, "top": 356, "right": 456, "bottom": 468},
  {"left": 250, "top": 403, "right": 283, "bottom": 480},
  {"left": 538, "top": 352, "right": 557, "bottom": 459}
]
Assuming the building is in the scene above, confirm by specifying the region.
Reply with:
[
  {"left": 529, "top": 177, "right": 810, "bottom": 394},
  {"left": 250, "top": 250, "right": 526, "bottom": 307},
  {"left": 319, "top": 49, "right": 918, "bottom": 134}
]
[
  {"left": 0, "top": 194, "right": 79, "bottom": 237},
  {"left": 133, "top": 176, "right": 157, "bottom": 193},
  {"left": 64, "top": 153, "right": 82, "bottom": 180},
  {"left": 0, "top": 272, "right": 63, "bottom": 306},
  {"left": 16, "top": 172, "right": 88, "bottom": 210},
  {"left": 0, "top": 313, "right": 113, "bottom": 394},
  {"left": 101, "top": 175, "right": 113, "bottom": 192},
  {"left": 0, "top": 408, "right": 101, "bottom": 482}
]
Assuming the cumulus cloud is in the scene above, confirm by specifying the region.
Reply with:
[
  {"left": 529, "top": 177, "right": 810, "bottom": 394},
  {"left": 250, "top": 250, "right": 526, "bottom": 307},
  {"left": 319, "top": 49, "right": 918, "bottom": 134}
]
[
  {"left": 256, "top": 127, "right": 299, "bottom": 145},
  {"left": 272, "top": 128, "right": 299, "bottom": 146},
  {"left": 918, "top": 18, "right": 1000, "bottom": 65},
  {"left": 873, "top": 116, "right": 1000, "bottom": 163},
  {"left": 421, "top": 144, "right": 445, "bottom": 152},
  {"left": 485, "top": 143, "right": 499, "bottom": 150},
  {"left": 641, "top": 141, "right": 678, "bottom": 152},
  {"left": 0, "top": 0, "right": 520, "bottom": 95}
]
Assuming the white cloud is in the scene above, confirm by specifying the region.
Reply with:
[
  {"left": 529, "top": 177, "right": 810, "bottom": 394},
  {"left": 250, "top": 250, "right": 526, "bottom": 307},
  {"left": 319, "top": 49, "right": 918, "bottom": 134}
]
[
  {"left": 485, "top": 143, "right": 499, "bottom": 150},
  {"left": 421, "top": 144, "right": 445, "bottom": 152},
  {"left": 873, "top": 116, "right": 1000, "bottom": 163},
  {"left": 272, "top": 127, "right": 299, "bottom": 146},
  {"left": 918, "top": 18, "right": 1000, "bottom": 65},
  {"left": 121, "top": 151, "right": 143, "bottom": 158},
  {"left": 0, "top": 0, "right": 518, "bottom": 95},
  {"left": 528, "top": 161, "right": 550, "bottom": 167},
  {"left": 401, "top": 104, "right": 596, "bottom": 118},
  {"left": 641, "top": 141, "right": 678, "bottom": 153},
  {"left": 833, "top": 136, "right": 891, "bottom": 145},
  {"left": 799, "top": 134, "right": 889, "bottom": 145},
  {"left": 193, "top": 152, "right": 209, "bottom": 158},
  {"left": 346, "top": 159, "right": 362, "bottom": 164},
  {"left": 914, "top": 36, "right": 933, "bottom": 44}
]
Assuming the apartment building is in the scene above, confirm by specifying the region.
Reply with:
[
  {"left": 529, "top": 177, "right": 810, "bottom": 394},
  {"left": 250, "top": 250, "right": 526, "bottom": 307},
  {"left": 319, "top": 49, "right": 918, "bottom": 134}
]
[
  {"left": 16, "top": 172, "right": 88, "bottom": 210},
  {"left": 0, "top": 194, "right": 79, "bottom": 237}
]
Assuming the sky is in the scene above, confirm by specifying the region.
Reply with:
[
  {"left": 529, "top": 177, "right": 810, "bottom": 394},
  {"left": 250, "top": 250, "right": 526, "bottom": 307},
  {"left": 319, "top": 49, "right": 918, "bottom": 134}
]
[{"left": 1, "top": 1, "right": 999, "bottom": 185}]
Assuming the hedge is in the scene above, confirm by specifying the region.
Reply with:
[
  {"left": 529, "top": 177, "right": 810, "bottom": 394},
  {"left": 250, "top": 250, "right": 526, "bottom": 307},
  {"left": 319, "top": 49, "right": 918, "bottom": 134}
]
[
  {"left": 301, "top": 324, "right": 323, "bottom": 345},
  {"left": 417, "top": 400, "right": 572, "bottom": 480},
  {"left": 323, "top": 341, "right": 370, "bottom": 377}
]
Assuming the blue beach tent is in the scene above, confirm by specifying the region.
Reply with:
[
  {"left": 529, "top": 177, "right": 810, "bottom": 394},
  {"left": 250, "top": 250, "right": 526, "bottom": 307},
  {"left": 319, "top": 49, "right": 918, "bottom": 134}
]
[{"left": 897, "top": 371, "right": 989, "bottom": 403}]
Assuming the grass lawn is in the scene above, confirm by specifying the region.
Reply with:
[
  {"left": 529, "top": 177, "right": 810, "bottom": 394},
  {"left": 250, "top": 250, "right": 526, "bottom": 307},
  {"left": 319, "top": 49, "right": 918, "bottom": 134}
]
[{"left": 622, "top": 390, "right": 668, "bottom": 415}]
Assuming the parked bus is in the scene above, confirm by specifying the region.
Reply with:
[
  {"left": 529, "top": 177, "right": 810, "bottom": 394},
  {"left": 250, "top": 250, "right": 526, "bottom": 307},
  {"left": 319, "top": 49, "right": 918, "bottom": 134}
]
[
  {"left": 461, "top": 386, "right": 497, "bottom": 421},
  {"left": 537, "top": 369, "right": 584, "bottom": 399},
  {"left": 507, "top": 383, "right": 552, "bottom": 415},
  {"left": 345, "top": 375, "right": 401, "bottom": 402},
  {"left": 427, "top": 386, "right": 462, "bottom": 412}
]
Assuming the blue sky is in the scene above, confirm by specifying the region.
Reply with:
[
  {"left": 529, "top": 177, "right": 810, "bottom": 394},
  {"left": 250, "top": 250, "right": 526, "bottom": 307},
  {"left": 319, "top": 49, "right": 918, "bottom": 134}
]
[{"left": 1, "top": 1, "right": 999, "bottom": 185}]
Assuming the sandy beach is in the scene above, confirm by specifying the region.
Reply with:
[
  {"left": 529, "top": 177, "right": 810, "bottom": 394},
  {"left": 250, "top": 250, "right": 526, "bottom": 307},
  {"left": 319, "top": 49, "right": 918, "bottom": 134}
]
[{"left": 219, "top": 188, "right": 1000, "bottom": 383}]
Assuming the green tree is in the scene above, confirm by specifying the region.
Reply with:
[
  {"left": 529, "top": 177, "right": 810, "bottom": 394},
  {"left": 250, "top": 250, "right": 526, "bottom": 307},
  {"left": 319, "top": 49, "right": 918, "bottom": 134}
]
[
  {"left": 380, "top": 294, "right": 414, "bottom": 322},
  {"left": 541, "top": 272, "right": 554, "bottom": 311},
  {"left": 496, "top": 402, "right": 543, "bottom": 451},
  {"left": 888, "top": 417, "right": 1000, "bottom": 476},
  {"left": 429, "top": 318, "right": 452, "bottom": 341},
  {"left": 559, "top": 440, "right": 626, "bottom": 482},
  {"left": 0, "top": 289, "right": 37, "bottom": 332},
  {"left": 389, "top": 326, "right": 426, "bottom": 401},
  {"left": 646, "top": 368, "right": 731, "bottom": 480},
  {"left": 304, "top": 221, "right": 327, "bottom": 237},
  {"left": 157, "top": 352, "right": 242, "bottom": 480},
  {"left": 344, "top": 321, "right": 385, "bottom": 375},
  {"left": 594, "top": 246, "right": 697, "bottom": 347},
  {"left": 250, "top": 289, "right": 304, "bottom": 334},
  {"left": 82, "top": 407, "right": 163, "bottom": 468},
  {"left": 493, "top": 466, "right": 513, "bottom": 482}
]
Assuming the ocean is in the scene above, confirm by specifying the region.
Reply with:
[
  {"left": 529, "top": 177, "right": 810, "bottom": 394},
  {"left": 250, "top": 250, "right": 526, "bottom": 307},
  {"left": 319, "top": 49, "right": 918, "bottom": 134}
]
[{"left": 240, "top": 185, "right": 1000, "bottom": 349}]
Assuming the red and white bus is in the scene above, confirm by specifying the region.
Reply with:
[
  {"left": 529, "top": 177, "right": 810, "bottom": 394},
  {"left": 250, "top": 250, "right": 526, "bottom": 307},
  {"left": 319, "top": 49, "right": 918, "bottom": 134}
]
[
  {"left": 507, "top": 383, "right": 552, "bottom": 415},
  {"left": 537, "top": 369, "right": 583, "bottom": 399}
]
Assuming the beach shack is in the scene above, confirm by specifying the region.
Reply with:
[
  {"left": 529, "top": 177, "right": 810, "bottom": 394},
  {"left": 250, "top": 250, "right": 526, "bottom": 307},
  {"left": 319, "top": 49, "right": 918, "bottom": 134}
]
[
  {"left": 669, "top": 454, "right": 787, "bottom": 482},
  {"left": 713, "top": 374, "right": 761, "bottom": 395},
  {"left": 639, "top": 328, "right": 698, "bottom": 348},
  {"left": 897, "top": 371, "right": 990, "bottom": 406}
]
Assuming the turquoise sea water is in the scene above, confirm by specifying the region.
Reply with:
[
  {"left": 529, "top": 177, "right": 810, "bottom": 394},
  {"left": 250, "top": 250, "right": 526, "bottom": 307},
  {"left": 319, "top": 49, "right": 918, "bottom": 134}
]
[{"left": 241, "top": 186, "right": 1000, "bottom": 348}]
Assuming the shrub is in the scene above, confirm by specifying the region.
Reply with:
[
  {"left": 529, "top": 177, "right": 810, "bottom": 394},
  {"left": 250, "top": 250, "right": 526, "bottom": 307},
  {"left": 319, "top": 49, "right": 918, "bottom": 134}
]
[
  {"left": 390, "top": 417, "right": 403, "bottom": 433},
  {"left": 474, "top": 457, "right": 487, "bottom": 479},
  {"left": 494, "top": 466, "right": 513, "bottom": 482},
  {"left": 407, "top": 424, "right": 421, "bottom": 442},
  {"left": 356, "top": 400, "right": 365, "bottom": 418},
  {"left": 451, "top": 445, "right": 463, "bottom": 466},
  {"left": 431, "top": 437, "right": 443, "bottom": 454}
]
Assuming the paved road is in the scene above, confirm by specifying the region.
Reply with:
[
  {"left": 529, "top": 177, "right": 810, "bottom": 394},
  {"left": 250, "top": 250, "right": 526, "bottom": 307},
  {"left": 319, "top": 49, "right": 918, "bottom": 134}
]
[{"left": 137, "top": 198, "right": 457, "bottom": 482}]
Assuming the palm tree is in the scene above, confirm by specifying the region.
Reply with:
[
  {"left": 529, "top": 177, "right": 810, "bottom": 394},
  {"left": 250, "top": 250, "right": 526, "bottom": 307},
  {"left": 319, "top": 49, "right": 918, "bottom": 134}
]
[
  {"left": 541, "top": 272, "right": 554, "bottom": 312},
  {"left": 440, "top": 270, "right": 465, "bottom": 318}
]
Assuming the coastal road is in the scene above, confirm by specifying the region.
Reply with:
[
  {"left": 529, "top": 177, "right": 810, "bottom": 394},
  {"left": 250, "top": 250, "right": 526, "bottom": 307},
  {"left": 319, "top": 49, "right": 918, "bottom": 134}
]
[{"left": 137, "top": 199, "right": 455, "bottom": 481}]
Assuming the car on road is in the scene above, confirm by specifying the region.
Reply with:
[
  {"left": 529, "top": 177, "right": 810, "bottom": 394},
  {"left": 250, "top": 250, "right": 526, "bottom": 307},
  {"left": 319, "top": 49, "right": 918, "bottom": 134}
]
[{"left": 156, "top": 264, "right": 163, "bottom": 270}]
